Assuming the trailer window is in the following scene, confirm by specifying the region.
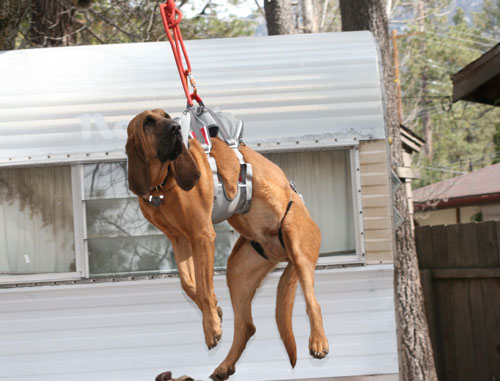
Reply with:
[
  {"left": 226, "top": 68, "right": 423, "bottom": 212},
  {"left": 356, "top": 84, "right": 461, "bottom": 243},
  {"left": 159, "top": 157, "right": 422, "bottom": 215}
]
[
  {"left": 82, "top": 162, "right": 236, "bottom": 276},
  {"left": 0, "top": 165, "right": 76, "bottom": 276},
  {"left": 264, "top": 149, "right": 357, "bottom": 257}
]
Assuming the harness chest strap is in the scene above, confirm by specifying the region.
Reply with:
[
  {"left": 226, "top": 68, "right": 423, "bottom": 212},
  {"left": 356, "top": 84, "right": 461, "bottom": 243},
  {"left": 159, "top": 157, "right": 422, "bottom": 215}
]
[{"left": 251, "top": 200, "right": 294, "bottom": 260}]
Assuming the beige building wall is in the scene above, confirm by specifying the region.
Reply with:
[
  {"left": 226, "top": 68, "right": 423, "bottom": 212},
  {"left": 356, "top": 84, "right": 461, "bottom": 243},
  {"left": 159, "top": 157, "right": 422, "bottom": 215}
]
[
  {"left": 483, "top": 202, "right": 500, "bottom": 220},
  {"left": 414, "top": 204, "right": 494, "bottom": 226},
  {"left": 359, "top": 139, "right": 394, "bottom": 264}
]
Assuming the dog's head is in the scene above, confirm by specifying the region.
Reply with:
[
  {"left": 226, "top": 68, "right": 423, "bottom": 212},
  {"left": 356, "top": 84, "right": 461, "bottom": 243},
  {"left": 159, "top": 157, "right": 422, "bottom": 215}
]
[{"left": 125, "top": 109, "right": 200, "bottom": 197}]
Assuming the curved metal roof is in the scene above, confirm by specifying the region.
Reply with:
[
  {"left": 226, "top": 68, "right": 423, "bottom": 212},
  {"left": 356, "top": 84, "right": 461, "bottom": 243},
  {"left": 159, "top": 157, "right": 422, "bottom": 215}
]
[{"left": 0, "top": 31, "right": 386, "bottom": 166}]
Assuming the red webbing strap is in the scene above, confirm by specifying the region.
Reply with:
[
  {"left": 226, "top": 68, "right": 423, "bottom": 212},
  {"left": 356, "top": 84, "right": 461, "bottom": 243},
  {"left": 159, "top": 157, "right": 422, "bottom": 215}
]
[{"left": 160, "top": 0, "right": 202, "bottom": 107}]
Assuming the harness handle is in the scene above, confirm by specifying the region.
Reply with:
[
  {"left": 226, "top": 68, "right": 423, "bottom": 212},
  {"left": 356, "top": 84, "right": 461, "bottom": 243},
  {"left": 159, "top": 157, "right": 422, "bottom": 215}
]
[{"left": 160, "top": 0, "right": 203, "bottom": 107}]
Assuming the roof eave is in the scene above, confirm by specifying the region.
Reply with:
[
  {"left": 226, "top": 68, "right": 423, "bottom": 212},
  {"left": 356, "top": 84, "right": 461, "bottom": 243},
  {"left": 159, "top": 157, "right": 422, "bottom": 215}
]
[
  {"left": 414, "top": 192, "right": 500, "bottom": 211},
  {"left": 451, "top": 43, "right": 500, "bottom": 106}
]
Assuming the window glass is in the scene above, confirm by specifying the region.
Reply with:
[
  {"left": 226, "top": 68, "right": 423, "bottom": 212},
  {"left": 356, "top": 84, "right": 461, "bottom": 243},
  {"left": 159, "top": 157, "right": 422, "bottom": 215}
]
[
  {"left": 83, "top": 162, "right": 237, "bottom": 275},
  {"left": 264, "top": 149, "right": 355, "bottom": 256},
  {"left": 0, "top": 166, "right": 76, "bottom": 274}
]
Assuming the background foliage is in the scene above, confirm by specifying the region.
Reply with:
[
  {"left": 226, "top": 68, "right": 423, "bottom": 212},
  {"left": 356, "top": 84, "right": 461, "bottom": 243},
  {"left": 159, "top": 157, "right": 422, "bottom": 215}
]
[{"left": 1, "top": 0, "right": 499, "bottom": 186}]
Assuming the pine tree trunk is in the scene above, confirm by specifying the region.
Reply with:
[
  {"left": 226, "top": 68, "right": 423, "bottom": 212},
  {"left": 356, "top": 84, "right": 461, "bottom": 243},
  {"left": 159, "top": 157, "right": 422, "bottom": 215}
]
[
  {"left": 28, "top": 0, "right": 91, "bottom": 47},
  {"left": 0, "top": 0, "right": 31, "bottom": 50},
  {"left": 28, "top": 0, "right": 77, "bottom": 47},
  {"left": 339, "top": 1, "right": 438, "bottom": 380},
  {"left": 264, "top": 0, "right": 296, "bottom": 35}
]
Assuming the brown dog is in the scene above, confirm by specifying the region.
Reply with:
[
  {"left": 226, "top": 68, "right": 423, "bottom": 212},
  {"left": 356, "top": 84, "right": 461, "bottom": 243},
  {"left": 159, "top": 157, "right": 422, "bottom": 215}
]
[{"left": 126, "top": 109, "right": 329, "bottom": 380}]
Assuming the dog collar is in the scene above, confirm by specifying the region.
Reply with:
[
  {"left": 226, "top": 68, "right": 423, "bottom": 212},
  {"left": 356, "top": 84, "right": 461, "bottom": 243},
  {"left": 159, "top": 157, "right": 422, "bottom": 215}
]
[
  {"left": 148, "top": 194, "right": 164, "bottom": 207},
  {"left": 150, "top": 169, "right": 169, "bottom": 193},
  {"left": 148, "top": 168, "right": 170, "bottom": 207}
]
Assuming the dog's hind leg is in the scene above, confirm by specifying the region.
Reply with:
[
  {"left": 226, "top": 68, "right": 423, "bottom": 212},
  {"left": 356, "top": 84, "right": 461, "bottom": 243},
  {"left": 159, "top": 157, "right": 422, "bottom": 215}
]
[
  {"left": 210, "top": 237, "right": 277, "bottom": 381},
  {"left": 280, "top": 198, "right": 329, "bottom": 360}
]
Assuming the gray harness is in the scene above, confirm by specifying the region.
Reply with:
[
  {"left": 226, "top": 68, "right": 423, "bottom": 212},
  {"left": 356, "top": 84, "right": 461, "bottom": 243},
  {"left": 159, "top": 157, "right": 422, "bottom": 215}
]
[{"left": 175, "top": 106, "right": 253, "bottom": 224}]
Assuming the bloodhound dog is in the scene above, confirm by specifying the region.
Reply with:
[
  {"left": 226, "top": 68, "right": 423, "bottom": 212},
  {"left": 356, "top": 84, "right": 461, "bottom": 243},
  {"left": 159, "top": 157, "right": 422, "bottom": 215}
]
[{"left": 126, "top": 109, "right": 329, "bottom": 380}]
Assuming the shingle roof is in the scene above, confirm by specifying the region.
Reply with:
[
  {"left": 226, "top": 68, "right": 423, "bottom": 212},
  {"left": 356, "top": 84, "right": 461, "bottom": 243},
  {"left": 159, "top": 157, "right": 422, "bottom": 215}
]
[{"left": 413, "top": 162, "right": 500, "bottom": 208}]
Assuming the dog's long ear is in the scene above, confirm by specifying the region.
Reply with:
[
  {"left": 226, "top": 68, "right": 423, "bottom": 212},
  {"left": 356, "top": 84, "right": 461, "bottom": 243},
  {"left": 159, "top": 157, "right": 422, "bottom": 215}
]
[
  {"left": 126, "top": 137, "right": 150, "bottom": 197},
  {"left": 171, "top": 144, "right": 201, "bottom": 191}
]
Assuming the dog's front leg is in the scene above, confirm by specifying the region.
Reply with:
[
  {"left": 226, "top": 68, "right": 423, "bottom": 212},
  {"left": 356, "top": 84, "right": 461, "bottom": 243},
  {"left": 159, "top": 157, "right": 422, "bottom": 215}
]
[
  {"left": 171, "top": 236, "right": 200, "bottom": 309},
  {"left": 190, "top": 226, "right": 222, "bottom": 349}
]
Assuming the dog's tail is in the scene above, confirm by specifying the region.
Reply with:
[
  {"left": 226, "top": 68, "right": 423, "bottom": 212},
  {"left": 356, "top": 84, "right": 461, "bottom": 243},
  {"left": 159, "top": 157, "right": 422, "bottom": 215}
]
[{"left": 276, "top": 261, "right": 298, "bottom": 368}]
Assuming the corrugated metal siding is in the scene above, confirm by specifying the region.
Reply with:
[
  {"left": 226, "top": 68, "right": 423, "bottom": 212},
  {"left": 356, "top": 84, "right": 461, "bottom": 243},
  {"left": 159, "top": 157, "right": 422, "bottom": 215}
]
[
  {"left": 0, "top": 266, "right": 398, "bottom": 380},
  {"left": 0, "top": 32, "right": 385, "bottom": 166},
  {"left": 359, "top": 140, "right": 393, "bottom": 264}
]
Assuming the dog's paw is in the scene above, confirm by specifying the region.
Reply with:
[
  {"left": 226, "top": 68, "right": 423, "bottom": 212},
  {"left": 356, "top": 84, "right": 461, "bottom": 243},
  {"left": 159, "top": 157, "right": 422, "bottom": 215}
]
[
  {"left": 207, "top": 333, "right": 222, "bottom": 350},
  {"left": 155, "top": 371, "right": 172, "bottom": 381},
  {"left": 209, "top": 364, "right": 235, "bottom": 381},
  {"left": 217, "top": 305, "right": 223, "bottom": 322},
  {"left": 309, "top": 335, "right": 329, "bottom": 359},
  {"left": 204, "top": 309, "right": 223, "bottom": 349}
]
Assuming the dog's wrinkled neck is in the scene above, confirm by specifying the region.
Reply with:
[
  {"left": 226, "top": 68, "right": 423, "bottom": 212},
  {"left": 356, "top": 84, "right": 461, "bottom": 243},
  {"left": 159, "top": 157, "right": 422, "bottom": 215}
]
[{"left": 149, "top": 159, "right": 170, "bottom": 191}]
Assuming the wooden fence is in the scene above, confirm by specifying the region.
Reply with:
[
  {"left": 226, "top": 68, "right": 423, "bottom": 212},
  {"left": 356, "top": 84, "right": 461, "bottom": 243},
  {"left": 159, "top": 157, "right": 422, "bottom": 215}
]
[{"left": 415, "top": 221, "right": 500, "bottom": 381}]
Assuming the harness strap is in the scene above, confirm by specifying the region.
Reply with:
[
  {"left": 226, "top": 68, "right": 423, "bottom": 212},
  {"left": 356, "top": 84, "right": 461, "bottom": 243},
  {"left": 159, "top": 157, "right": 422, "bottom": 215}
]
[
  {"left": 278, "top": 200, "right": 293, "bottom": 248},
  {"left": 250, "top": 240, "right": 268, "bottom": 260},
  {"left": 250, "top": 200, "right": 294, "bottom": 261},
  {"left": 204, "top": 108, "right": 237, "bottom": 147}
]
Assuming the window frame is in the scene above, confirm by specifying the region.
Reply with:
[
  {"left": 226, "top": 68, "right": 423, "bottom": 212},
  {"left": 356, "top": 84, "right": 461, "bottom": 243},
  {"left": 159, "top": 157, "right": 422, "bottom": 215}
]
[
  {"left": 0, "top": 145, "right": 365, "bottom": 284},
  {"left": 315, "top": 146, "right": 365, "bottom": 266},
  {"left": 0, "top": 165, "right": 88, "bottom": 284}
]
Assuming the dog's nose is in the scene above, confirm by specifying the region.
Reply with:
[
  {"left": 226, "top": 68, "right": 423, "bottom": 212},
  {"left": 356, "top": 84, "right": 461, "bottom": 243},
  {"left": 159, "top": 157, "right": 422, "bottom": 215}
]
[{"left": 167, "top": 122, "right": 181, "bottom": 133}]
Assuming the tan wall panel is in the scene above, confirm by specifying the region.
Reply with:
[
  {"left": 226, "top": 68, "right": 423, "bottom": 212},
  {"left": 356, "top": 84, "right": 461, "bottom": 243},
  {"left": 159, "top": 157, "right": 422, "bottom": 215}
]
[
  {"left": 364, "top": 251, "right": 394, "bottom": 264},
  {"left": 362, "top": 194, "right": 391, "bottom": 208},
  {"left": 365, "top": 238, "right": 393, "bottom": 252},
  {"left": 364, "top": 206, "right": 391, "bottom": 218},
  {"left": 364, "top": 217, "right": 392, "bottom": 230},
  {"left": 359, "top": 139, "right": 393, "bottom": 264},
  {"left": 360, "top": 184, "right": 389, "bottom": 196},
  {"left": 360, "top": 161, "right": 388, "bottom": 173},
  {"left": 361, "top": 173, "right": 390, "bottom": 187},
  {"left": 364, "top": 228, "right": 392, "bottom": 240},
  {"left": 359, "top": 151, "right": 387, "bottom": 164}
]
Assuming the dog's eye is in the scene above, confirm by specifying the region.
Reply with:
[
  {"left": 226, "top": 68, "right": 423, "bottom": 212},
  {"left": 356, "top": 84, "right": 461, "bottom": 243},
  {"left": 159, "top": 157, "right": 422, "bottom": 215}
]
[
  {"left": 143, "top": 115, "right": 155, "bottom": 130},
  {"left": 163, "top": 112, "right": 170, "bottom": 119}
]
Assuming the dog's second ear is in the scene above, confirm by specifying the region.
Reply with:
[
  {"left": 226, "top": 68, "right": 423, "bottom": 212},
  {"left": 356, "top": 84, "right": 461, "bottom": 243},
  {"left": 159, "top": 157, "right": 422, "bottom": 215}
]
[
  {"left": 126, "top": 137, "right": 150, "bottom": 197},
  {"left": 172, "top": 144, "right": 201, "bottom": 191}
]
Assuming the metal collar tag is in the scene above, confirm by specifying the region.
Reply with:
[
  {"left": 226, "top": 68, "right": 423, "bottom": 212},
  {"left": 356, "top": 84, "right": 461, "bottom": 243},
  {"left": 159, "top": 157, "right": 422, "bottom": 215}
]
[{"left": 149, "top": 195, "right": 164, "bottom": 207}]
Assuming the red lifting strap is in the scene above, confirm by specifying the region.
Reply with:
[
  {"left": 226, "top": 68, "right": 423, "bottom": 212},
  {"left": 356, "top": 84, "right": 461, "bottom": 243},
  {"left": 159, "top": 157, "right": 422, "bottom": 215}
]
[{"left": 160, "top": 0, "right": 203, "bottom": 107}]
